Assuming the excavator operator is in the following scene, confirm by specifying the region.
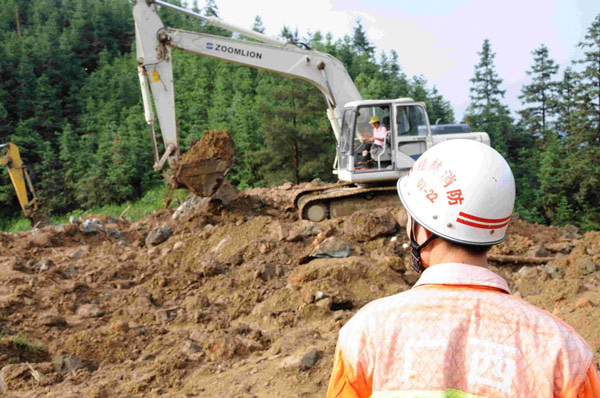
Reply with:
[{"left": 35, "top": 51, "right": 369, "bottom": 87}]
[
  {"left": 358, "top": 115, "right": 387, "bottom": 166},
  {"left": 327, "top": 139, "right": 600, "bottom": 398}
]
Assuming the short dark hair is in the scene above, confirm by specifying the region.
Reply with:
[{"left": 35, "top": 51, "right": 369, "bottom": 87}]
[{"left": 444, "top": 238, "right": 492, "bottom": 254}]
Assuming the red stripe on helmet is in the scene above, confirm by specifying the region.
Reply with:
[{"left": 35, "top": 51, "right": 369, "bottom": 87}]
[
  {"left": 458, "top": 212, "right": 512, "bottom": 224},
  {"left": 456, "top": 218, "right": 510, "bottom": 230}
]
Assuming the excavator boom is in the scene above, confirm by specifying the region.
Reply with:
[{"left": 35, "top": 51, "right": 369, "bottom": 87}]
[{"left": 0, "top": 143, "right": 46, "bottom": 227}]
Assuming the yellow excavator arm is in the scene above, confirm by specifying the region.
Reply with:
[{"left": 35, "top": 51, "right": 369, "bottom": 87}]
[{"left": 0, "top": 143, "right": 40, "bottom": 220}]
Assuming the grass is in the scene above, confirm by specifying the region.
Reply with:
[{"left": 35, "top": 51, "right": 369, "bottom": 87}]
[
  {"left": 8, "top": 335, "right": 44, "bottom": 354},
  {"left": 0, "top": 185, "right": 190, "bottom": 233}
]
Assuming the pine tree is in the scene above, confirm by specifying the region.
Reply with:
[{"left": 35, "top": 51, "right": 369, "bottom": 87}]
[
  {"left": 518, "top": 44, "right": 559, "bottom": 138},
  {"left": 465, "top": 39, "right": 512, "bottom": 153}
]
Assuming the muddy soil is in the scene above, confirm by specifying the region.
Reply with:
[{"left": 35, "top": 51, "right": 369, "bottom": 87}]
[
  {"left": 174, "top": 130, "right": 235, "bottom": 197},
  {"left": 0, "top": 183, "right": 598, "bottom": 397}
]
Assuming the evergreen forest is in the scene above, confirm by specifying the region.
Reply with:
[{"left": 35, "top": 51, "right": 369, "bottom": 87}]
[{"left": 0, "top": 1, "right": 599, "bottom": 230}]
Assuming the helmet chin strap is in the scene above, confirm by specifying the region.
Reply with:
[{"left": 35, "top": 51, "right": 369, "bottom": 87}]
[{"left": 410, "top": 218, "right": 438, "bottom": 273}]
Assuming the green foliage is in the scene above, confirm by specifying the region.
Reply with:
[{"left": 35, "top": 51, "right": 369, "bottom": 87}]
[{"left": 2, "top": 0, "right": 597, "bottom": 233}]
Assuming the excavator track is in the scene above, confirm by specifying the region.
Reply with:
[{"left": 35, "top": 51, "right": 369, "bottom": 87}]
[{"left": 296, "top": 184, "right": 399, "bottom": 221}]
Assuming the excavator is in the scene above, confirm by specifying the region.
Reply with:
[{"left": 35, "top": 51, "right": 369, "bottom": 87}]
[
  {"left": 133, "top": 0, "right": 490, "bottom": 221},
  {"left": 0, "top": 143, "right": 46, "bottom": 228}
]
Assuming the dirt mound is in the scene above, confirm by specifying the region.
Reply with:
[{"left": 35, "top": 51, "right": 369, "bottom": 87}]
[
  {"left": 175, "top": 130, "right": 236, "bottom": 197},
  {"left": 0, "top": 185, "right": 598, "bottom": 397}
]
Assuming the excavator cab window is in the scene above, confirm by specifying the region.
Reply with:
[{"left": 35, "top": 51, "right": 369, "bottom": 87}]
[
  {"left": 396, "top": 105, "right": 428, "bottom": 136},
  {"left": 338, "top": 109, "right": 356, "bottom": 171},
  {"left": 352, "top": 105, "right": 391, "bottom": 171}
]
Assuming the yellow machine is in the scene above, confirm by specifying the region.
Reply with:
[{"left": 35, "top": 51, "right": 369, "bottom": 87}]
[{"left": 0, "top": 143, "right": 45, "bottom": 227}]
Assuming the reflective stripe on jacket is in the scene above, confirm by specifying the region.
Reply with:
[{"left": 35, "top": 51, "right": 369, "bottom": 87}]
[{"left": 326, "top": 263, "right": 600, "bottom": 398}]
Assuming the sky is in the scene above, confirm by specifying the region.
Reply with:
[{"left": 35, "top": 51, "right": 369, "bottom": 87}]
[{"left": 199, "top": 0, "right": 599, "bottom": 121}]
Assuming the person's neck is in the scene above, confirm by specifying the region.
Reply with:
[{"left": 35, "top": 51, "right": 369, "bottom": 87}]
[{"left": 422, "top": 239, "right": 488, "bottom": 269}]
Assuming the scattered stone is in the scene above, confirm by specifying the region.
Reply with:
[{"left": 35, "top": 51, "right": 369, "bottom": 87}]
[
  {"left": 309, "top": 237, "right": 351, "bottom": 259},
  {"left": 344, "top": 209, "right": 398, "bottom": 241},
  {"left": 286, "top": 221, "right": 319, "bottom": 242},
  {"left": 200, "top": 256, "right": 224, "bottom": 277},
  {"left": 81, "top": 218, "right": 105, "bottom": 234},
  {"left": 0, "top": 363, "right": 30, "bottom": 393},
  {"left": 300, "top": 348, "right": 320, "bottom": 370},
  {"left": 183, "top": 340, "right": 201, "bottom": 353},
  {"left": 212, "top": 182, "right": 239, "bottom": 204},
  {"left": 541, "top": 265, "right": 565, "bottom": 280},
  {"left": 35, "top": 259, "right": 53, "bottom": 273},
  {"left": 76, "top": 304, "right": 104, "bottom": 318},
  {"left": 173, "top": 241, "right": 185, "bottom": 250},
  {"left": 561, "top": 306, "right": 575, "bottom": 314},
  {"left": 106, "top": 228, "right": 122, "bottom": 239},
  {"left": 281, "top": 182, "right": 294, "bottom": 190},
  {"left": 517, "top": 266, "right": 537, "bottom": 278},
  {"left": 52, "top": 354, "right": 97, "bottom": 375},
  {"left": 40, "top": 314, "right": 67, "bottom": 327},
  {"left": 172, "top": 196, "right": 211, "bottom": 221},
  {"left": 279, "top": 354, "right": 303, "bottom": 370},
  {"left": 528, "top": 244, "right": 549, "bottom": 257},
  {"left": 156, "top": 307, "right": 179, "bottom": 322},
  {"left": 545, "top": 242, "right": 574, "bottom": 254},
  {"left": 71, "top": 250, "right": 85, "bottom": 260},
  {"left": 577, "top": 259, "right": 598, "bottom": 275},
  {"left": 146, "top": 225, "right": 172, "bottom": 247}
]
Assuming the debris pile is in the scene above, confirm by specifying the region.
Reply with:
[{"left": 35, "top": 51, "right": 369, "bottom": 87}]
[{"left": 0, "top": 183, "right": 598, "bottom": 397}]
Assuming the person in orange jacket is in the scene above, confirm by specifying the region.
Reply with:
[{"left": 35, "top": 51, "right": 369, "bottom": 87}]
[{"left": 327, "top": 139, "right": 600, "bottom": 398}]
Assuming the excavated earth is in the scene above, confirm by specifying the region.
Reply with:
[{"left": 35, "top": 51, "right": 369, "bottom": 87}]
[{"left": 0, "top": 180, "right": 599, "bottom": 397}]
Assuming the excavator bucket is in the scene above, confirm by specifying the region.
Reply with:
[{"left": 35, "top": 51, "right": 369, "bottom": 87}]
[{"left": 174, "top": 130, "right": 236, "bottom": 197}]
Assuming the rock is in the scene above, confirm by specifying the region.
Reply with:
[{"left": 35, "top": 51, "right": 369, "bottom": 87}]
[
  {"left": 545, "top": 242, "right": 574, "bottom": 254},
  {"left": 40, "top": 314, "right": 67, "bottom": 327},
  {"left": 541, "top": 265, "right": 564, "bottom": 280},
  {"left": 173, "top": 241, "right": 185, "bottom": 250},
  {"left": 300, "top": 348, "right": 320, "bottom": 370},
  {"left": 517, "top": 266, "right": 537, "bottom": 278},
  {"left": 279, "top": 354, "right": 303, "bottom": 370},
  {"left": 576, "top": 259, "right": 598, "bottom": 275},
  {"left": 528, "top": 244, "right": 549, "bottom": 257},
  {"left": 0, "top": 363, "right": 29, "bottom": 393},
  {"left": 344, "top": 209, "right": 398, "bottom": 241},
  {"left": 183, "top": 340, "right": 201, "bottom": 353},
  {"left": 69, "top": 215, "right": 77, "bottom": 225},
  {"left": 146, "top": 225, "right": 172, "bottom": 247},
  {"left": 76, "top": 304, "right": 104, "bottom": 318},
  {"left": 200, "top": 256, "right": 224, "bottom": 277},
  {"left": 286, "top": 221, "right": 319, "bottom": 242},
  {"left": 561, "top": 306, "right": 575, "bottom": 314},
  {"left": 212, "top": 182, "right": 239, "bottom": 204},
  {"left": 309, "top": 237, "right": 351, "bottom": 259},
  {"left": 106, "top": 228, "right": 122, "bottom": 239},
  {"left": 562, "top": 224, "right": 581, "bottom": 239},
  {"left": 281, "top": 182, "right": 294, "bottom": 190},
  {"left": 172, "top": 196, "right": 211, "bottom": 221},
  {"left": 575, "top": 298, "right": 592, "bottom": 309},
  {"left": 81, "top": 218, "right": 104, "bottom": 234},
  {"left": 156, "top": 307, "right": 179, "bottom": 322},
  {"left": 35, "top": 259, "right": 53, "bottom": 273},
  {"left": 52, "top": 354, "right": 97, "bottom": 375},
  {"left": 70, "top": 250, "right": 85, "bottom": 260}
]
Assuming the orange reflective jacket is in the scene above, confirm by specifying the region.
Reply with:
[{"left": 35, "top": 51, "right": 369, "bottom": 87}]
[{"left": 327, "top": 263, "right": 600, "bottom": 398}]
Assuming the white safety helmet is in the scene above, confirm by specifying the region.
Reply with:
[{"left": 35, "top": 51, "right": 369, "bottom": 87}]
[{"left": 397, "top": 139, "right": 515, "bottom": 246}]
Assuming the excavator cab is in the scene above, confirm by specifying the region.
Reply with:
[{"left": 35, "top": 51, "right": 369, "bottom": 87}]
[{"left": 337, "top": 99, "right": 433, "bottom": 184}]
